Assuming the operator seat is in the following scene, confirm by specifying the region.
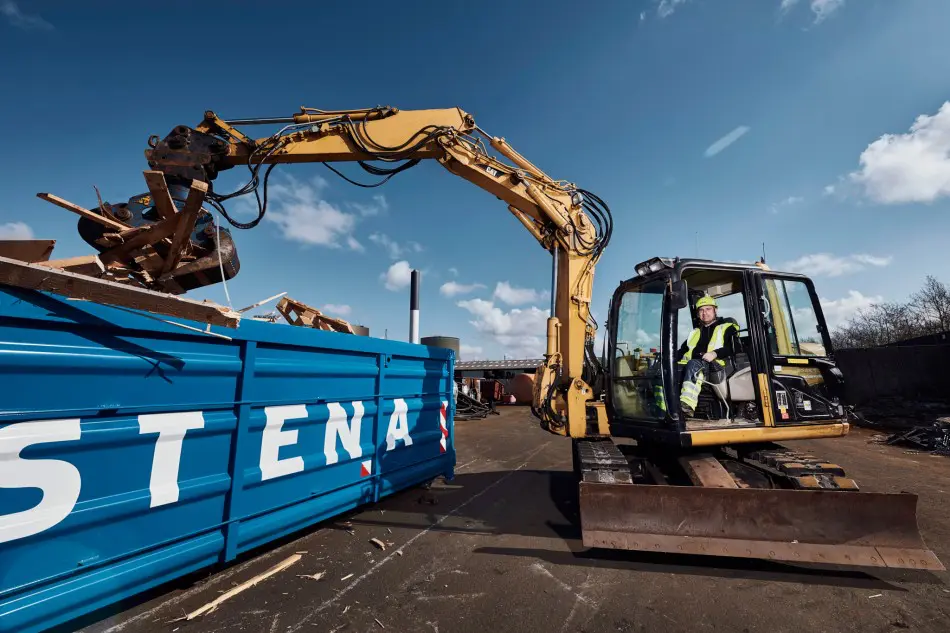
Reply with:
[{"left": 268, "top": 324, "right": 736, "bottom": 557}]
[{"left": 706, "top": 320, "right": 756, "bottom": 409}]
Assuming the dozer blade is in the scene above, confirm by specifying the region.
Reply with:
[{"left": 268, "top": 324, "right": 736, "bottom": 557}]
[{"left": 579, "top": 482, "right": 944, "bottom": 570}]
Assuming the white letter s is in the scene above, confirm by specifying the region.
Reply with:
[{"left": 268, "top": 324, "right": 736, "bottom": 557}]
[{"left": 0, "top": 419, "right": 82, "bottom": 544}]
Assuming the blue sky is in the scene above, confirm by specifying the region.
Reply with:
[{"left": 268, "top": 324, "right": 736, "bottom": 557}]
[{"left": 2, "top": 0, "right": 950, "bottom": 360}]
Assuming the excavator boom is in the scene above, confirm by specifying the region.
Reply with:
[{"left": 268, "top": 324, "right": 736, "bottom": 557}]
[{"left": 134, "top": 105, "right": 611, "bottom": 435}]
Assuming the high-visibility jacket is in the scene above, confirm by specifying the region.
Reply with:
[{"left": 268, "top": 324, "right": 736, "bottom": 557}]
[{"left": 677, "top": 318, "right": 739, "bottom": 367}]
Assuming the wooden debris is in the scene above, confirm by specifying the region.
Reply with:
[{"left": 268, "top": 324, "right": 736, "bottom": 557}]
[
  {"left": 341, "top": 573, "right": 354, "bottom": 581},
  {"left": 277, "top": 296, "right": 355, "bottom": 334},
  {"left": 143, "top": 170, "right": 179, "bottom": 221},
  {"left": 182, "top": 554, "right": 302, "bottom": 620},
  {"left": 396, "top": 550, "right": 403, "bottom": 557},
  {"left": 159, "top": 179, "right": 207, "bottom": 277},
  {"left": 375, "top": 618, "right": 385, "bottom": 629},
  {"left": 37, "top": 193, "right": 129, "bottom": 231},
  {"left": 342, "top": 606, "right": 350, "bottom": 615},
  {"left": 678, "top": 454, "right": 739, "bottom": 489},
  {"left": 370, "top": 538, "right": 387, "bottom": 551},
  {"left": 297, "top": 572, "right": 325, "bottom": 581},
  {"left": 0, "top": 239, "right": 55, "bottom": 263},
  {"left": 0, "top": 254, "right": 241, "bottom": 328},
  {"left": 38, "top": 254, "right": 105, "bottom": 277}
]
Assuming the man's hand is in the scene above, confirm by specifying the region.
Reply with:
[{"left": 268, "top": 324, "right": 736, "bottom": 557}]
[{"left": 702, "top": 351, "right": 717, "bottom": 362}]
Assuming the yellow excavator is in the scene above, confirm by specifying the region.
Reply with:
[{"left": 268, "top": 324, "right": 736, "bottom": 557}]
[{"left": 47, "top": 105, "right": 942, "bottom": 570}]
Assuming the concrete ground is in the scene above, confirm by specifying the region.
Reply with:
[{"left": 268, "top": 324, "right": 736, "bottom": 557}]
[{"left": 77, "top": 408, "right": 950, "bottom": 633}]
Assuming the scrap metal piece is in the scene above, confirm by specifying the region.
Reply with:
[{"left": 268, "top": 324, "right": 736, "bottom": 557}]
[{"left": 579, "top": 482, "right": 944, "bottom": 570}]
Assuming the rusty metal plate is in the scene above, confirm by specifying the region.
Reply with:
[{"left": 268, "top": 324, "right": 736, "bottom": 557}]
[{"left": 579, "top": 482, "right": 944, "bottom": 570}]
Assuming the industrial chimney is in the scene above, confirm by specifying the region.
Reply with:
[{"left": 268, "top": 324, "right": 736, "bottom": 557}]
[{"left": 409, "top": 269, "right": 420, "bottom": 344}]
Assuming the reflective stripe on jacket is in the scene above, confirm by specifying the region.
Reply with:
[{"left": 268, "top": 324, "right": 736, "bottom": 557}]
[{"left": 678, "top": 321, "right": 739, "bottom": 366}]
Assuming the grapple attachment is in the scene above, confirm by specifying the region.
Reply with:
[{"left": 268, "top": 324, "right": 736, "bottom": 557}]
[{"left": 579, "top": 482, "right": 944, "bottom": 570}]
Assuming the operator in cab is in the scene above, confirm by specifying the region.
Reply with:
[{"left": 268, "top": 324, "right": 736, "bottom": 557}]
[{"left": 676, "top": 296, "right": 740, "bottom": 417}]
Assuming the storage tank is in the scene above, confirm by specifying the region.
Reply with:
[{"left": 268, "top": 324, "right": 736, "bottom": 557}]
[
  {"left": 421, "top": 335, "right": 461, "bottom": 360},
  {"left": 509, "top": 372, "right": 536, "bottom": 405},
  {"left": 352, "top": 325, "right": 370, "bottom": 337}
]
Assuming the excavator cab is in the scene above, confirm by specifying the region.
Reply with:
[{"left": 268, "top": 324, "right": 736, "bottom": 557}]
[
  {"left": 606, "top": 257, "right": 848, "bottom": 445},
  {"left": 575, "top": 257, "right": 943, "bottom": 570}
]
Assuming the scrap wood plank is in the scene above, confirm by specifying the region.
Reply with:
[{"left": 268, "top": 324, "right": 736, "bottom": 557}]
[
  {"left": 143, "top": 170, "right": 179, "bottom": 221},
  {"left": 160, "top": 179, "right": 207, "bottom": 277},
  {"left": 0, "top": 254, "right": 240, "bottom": 328},
  {"left": 678, "top": 454, "right": 739, "bottom": 489},
  {"left": 0, "top": 239, "right": 55, "bottom": 263},
  {"left": 37, "top": 193, "right": 129, "bottom": 232},
  {"left": 98, "top": 211, "right": 186, "bottom": 265},
  {"left": 183, "top": 554, "right": 302, "bottom": 620},
  {"left": 38, "top": 254, "right": 105, "bottom": 277}
]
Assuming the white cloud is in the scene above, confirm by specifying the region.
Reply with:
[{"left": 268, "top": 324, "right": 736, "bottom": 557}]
[
  {"left": 347, "top": 194, "right": 388, "bottom": 217},
  {"left": 820, "top": 290, "right": 881, "bottom": 329},
  {"left": 0, "top": 221, "right": 34, "bottom": 240},
  {"left": 440, "top": 281, "right": 486, "bottom": 297},
  {"left": 322, "top": 304, "right": 351, "bottom": 317},
  {"left": 449, "top": 267, "right": 459, "bottom": 277},
  {"left": 457, "top": 298, "right": 548, "bottom": 358},
  {"left": 810, "top": 0, "right": 844, "bottom": 24},
  {"left": 493, "top": 281, "right": 549, "bottom": 306},
  {"left": 823, "top": 184, "right": 836, "bottom": 196},
  {"left": 368, "top": 233, "right": 422, "bottom": 259},
  {"left": 704, "top": 126, "right": 750, "bottom": 158},
  {"left": 779, "top": 0, "right": 844, "bottom": 24},
  {"left": 381, "top": 260, "right": 413, "bottom": 291},
  {"left": 768, "top": 195, "right": 805, "bottom": 214},
  {"left": 657, "top": 0, "right": 688, "bottom": 18},
  {"left": 635, "top": 329, "right": 660, "bottom": 346},
  {"left": 263, "top": 175, "right": 362, "bottom": 250},
  {"left": 1, "top": 1, "right": 53, "bottom": 30},
  {"left": 640, "top": 11, "right": 647, "bottom": 22},
  {"left": 369, "top": 233, "right": 401, "bottom": 259},
  {"left": 782, "top": 252, "right": 892, "bottom": 277},
  {"left": 460, "top": 344, "right": 484, "bottom": 359},
  {"left": 848, "top": 101, "right": 950, "bottom": 205}
]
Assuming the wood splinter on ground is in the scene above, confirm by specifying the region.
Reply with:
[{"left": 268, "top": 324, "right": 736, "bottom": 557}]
[
  {"left": 177, "top": 554, "right": 302, "bottom": 621},
  {"left": 375, "top": 617, "right": 386, "bottom": 629},
  {"left": 370, "top": 538, "right": 387, "bottom": 551},
  {"left": 341, "top": 573, "right": 354, "bottom": 581},
  {"left": 298, "top": 572, "right": 325, "bottom": 581}
]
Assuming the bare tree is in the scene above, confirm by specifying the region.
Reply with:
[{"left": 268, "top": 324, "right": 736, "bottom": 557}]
[
  {"left": 831, "top": 275, "right": 949, "bottom": 349},
  {"left": 909, "top": 275, "right": 950, "bottom": 333}
]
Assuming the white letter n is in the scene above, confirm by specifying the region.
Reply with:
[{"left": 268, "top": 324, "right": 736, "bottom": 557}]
[{"left": 325, "top": 401, "right": 364, "bottom": 465}]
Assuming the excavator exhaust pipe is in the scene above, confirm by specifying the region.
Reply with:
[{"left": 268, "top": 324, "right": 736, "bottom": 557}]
[{"left": 579, "top": 482, "right": 944, "bottom": 570}]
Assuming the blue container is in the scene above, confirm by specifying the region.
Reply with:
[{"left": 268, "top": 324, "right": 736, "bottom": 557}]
[{"left": 0, "top": 287, "right": 455, "bottom": 633}]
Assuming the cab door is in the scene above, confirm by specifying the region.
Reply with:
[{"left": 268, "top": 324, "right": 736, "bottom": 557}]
[{"left": 751, "top": 273, "right": 842, "bottom": 425}]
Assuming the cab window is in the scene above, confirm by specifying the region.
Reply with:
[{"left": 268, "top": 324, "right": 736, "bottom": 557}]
[{"left": 760, "top": 277, "right": 827, "bottom": 357}]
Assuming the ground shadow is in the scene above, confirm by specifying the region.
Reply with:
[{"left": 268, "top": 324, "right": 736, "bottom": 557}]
[{"left": 348, "top": 468, "right": 943, "bottom": 590}]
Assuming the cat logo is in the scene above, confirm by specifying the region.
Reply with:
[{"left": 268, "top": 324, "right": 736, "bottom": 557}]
[
  {"left": 481, "top": 164, "right": 499, "bottom": 178},
  {"left": 137, "top": 195, "right": 152, "bottom": 206}
]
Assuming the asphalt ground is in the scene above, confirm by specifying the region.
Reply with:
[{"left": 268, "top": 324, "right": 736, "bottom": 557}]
[{"left": 75, "top": 408, "right": 950, "bottom": 633}]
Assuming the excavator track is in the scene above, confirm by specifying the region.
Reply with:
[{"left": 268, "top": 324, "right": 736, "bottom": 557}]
[{"left": 721, "top": 443, "right": 860, "bottom": 491}]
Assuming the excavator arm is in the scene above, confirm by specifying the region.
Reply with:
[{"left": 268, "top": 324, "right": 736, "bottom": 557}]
[{"left": 140, "top": 105, "right": 613, "bottom": 436}]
